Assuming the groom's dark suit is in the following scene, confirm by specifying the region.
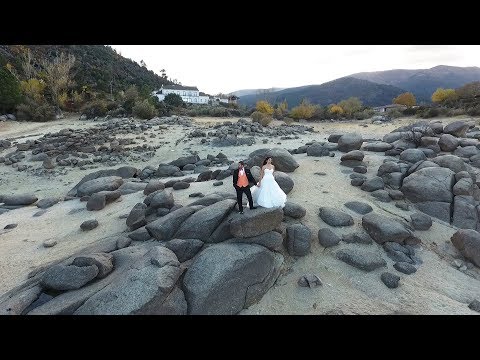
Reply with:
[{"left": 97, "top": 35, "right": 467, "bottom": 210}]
[{"left": 233, "top": 167, "right": 256, "bottom": 212}]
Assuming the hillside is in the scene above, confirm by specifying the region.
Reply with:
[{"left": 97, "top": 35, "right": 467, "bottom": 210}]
[
  {"left": 238, "top": 77, "right": 406, "bottom": 107},
  {"left": 0, "top": 45, "right": 171, "bottom": 94},
  {"left": 351, "top": 65, "right": 480, "bottom": 102}
]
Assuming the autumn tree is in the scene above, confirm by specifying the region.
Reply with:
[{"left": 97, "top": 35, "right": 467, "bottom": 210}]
[
  {"left": 393, "top": 92, "right": 416, "bottom": 107},
  {"left": 338, "top": 97, "right": 362, "bottom": 116},
  {"left": 40, "top": 52, "right": 76, "bottom": 109},
  {"left": 256, "top": 100, "right": 274, "bottom": 115},
  {"left": 431, "top": 88, "right": 457, "bottom": 103}
]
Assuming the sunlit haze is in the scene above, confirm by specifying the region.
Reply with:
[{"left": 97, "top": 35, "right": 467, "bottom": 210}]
[{"left": 111, "top": 45, "right": 480, "bottom": 95}]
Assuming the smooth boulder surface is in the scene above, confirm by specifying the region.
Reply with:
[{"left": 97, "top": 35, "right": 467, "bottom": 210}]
[
  {"left": 183, "top": 243, "right": 283, "bottom": 315},
  {"left": 362, "top": 213, "right": 412, "bottom": 244},
  {"left": 164, "top": 238, "right": 204, "bottom": 262},
  {"left": 410, "top": 212, "right": 433, "bottom": 230},
  {"left": 229, "top": 231, "right": 283, "bottom": 251},
  {"left": 285, "top": 223, "right": 312, "bottom": 256},
  {"left": 338, "top": 133, "right": 363, "bottom": 152},
  {"left": 230, "top": 207, "right": 283, "bottom": 238},
  {"left": 361, "top": 177, "right": 384, "bottom": 192},
  {"left": 401, "top": 167, "right": 455, "bottom": 203},
  {"left": 72, "top": 253, "right": 114, "bottom": 279},
  {"left": 247, "top": 148, "right": 299, "bottom": 172},
  {"left": 1, "top": 194, "right": 38, "bottom": 206},
  {"left": 336, "top": 248, "right": 387, "bottom": 271},
  {"left": 318, "top": 228, "right": 341, "bottom": 248},
  {"left": 273, "top": 171, "right": 294, "bottom": 194},
  {"left": 439, "top": 134, "right": 459, "bottom": 152},
  {"left": 143, "top": 180, "right": 165, "bottom": 195},
  {"left": 451, "top": 229, "right": 480, "bottom": 267},
  {"left": 443, "top": 121, "right": 469, "bottom": 137},
  {"left": 319, "top": 207, "right": 354, "bottom": 227},
  {"left": 41, "top": 264, "right": 99, "bottom": 291},
  {"left": 146, "top": 207, "right": 197, "bottom": 241},
  {"left": 283, "top": 201, "right": 306, "bottom": 219},
  {"left": 126, "top": 203, "right": 148, "bottom": 230},
  {"left": 174, "top": 199, "right": 237, "bottom": 241},
  {"left": 76, "top": 176, "right": 124, "bottom": 197}
]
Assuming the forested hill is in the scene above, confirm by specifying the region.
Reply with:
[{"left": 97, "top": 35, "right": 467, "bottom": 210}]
[
  {"left": 0, "top": 45, "right": 171, "bottom": 94},
  {"left": 238, "top": 77, "right": 406, "bottom": 107}
]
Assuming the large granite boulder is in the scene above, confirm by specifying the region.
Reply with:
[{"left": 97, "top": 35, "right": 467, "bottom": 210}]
[
  {"left": 183, "top": 243, "right": 283, "bottom": 314},
  {"left": 451, "top": 229, "right": 480, "bottom": 267},
  {"left": 247, "top": 148, "right": 299, "bottom": 172}
]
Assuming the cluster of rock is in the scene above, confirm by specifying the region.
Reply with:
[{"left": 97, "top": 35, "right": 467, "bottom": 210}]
[
  {"left": 317, "top": 201, "right": 426, "bottom": 289},
  {"left": 0, "top": 118, "right": 173, "bottom": 175},
  {"left": 138, "top": 153, "right": 233, "bottom": 183},
  {"left": 290, "top": 133, "right": 364, "bottom": 157},
  {"left": 0, "top": 182, "right": 314, "bottom": 315},
  {"left": 194, "top": 119, "right": 315, "bottom": 147}
]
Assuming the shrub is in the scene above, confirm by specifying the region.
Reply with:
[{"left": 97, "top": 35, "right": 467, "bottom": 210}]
[
  {"left": 107, "top": 107, "right": 127, "bottom": 118},
  {"left": 259, "top": 116, "right": 273, "bottom": 127},
  {"left": 133, "top": 99, "right": 157, "bottom": 119},
  {"left": 256, "top": 100, "right": 274, "bottom": 115},
  {"left": 251, "top": 110, "right": 265, "bottom": 123},
  {"left": 17, "top": 99, "right": 55, "bottom": 122},
  {"left": 467, "top": 105, "right": 480, "bottom": 116},
  {"left": 387, "top": 109, "right": 403, "bottom": 119},
  {"left": 354, "top": 108, "right": 374, "bottom": 120},
  {"left": 283, "top": 117, "right": 294, "bottom": 125},
  {"left": 81, "top": 99, "right": 109, "bottom": 118},
  {"left": 329, "top": 104, "right": 344, "bottom": 115},
  {"left": 290, "top": 101, "right": 316, "bottom": 120},
  {"left": 402, "top": 107, "right": 417, "bottom": 116},
  {"left": 0, "top": 67, "right": 22, "bottom": 113}
]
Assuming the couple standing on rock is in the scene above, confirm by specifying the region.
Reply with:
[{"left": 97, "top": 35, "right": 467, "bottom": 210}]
[{"left": 232, "top": 157, "right": 287, "bottom": 214}]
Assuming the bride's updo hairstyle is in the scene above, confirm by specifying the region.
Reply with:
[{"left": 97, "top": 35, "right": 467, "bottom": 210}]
[{"left": 263, "top": 157, "right": 272, "bottom": 166}]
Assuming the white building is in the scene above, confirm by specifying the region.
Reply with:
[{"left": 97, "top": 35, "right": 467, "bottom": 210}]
[{"left": 153, "top": 84, "right": 210, "bottom": 104}]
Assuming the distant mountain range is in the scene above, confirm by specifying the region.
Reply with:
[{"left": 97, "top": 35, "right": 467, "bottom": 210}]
[
  {"left": 350, "top": 65, "right": 480, "bottom": 103},
  {"left": 237, "top": 77, "right": 405, "bottom": 107},
  {"left": 228, "top": 88, "right": 285, "bottom": 97},
  {"left": 237, "top": 65, "right": 480, "bottom": 108}
]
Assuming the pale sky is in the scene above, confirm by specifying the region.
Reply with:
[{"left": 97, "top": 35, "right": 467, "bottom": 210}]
[{"left": 111, "top": 45, "right": 480, "bottom": 95}]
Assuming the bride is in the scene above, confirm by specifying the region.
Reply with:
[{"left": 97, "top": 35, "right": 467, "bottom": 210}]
[{"left": 251, "top": 157, "right": 287, "bottom": 208}]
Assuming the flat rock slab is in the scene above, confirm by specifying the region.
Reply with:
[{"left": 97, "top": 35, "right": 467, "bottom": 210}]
[
  {"left": 344, "top": 201, "right": 373, "bottom": 215},
  {"left": 362, "top": 212, "right": 412, "bottom": 244},
  {"left": 336, "top": 248, "right": 387, "bottom": 271},
  {"left": 2, "top": 194, "right": 38, "bottom": 206},
  {"left": 230, "top": 207, "right": 284, "bottom": 238}
]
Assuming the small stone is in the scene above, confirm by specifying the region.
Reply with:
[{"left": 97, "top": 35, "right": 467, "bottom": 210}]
[
  {"left": 43, "top": 239, "right": 57, "bottom": 248},
  {"left": 4, "top": 223, "right": 17, "bottom": 229},
  {"left": 116, "top": 236, "right": 132, "bottom": 249},
  {"left": 468, "top": 299, "right": 480, "bottom": 313},
  {"left": 381, "top": 272, "right": 400, "bottom": 288},
  {"left": 314, "top": 172, "right": 326, "bottom": 176},
  {"left": 393, "top": 262, "right": 417, "bottom": 275},
  {"left": 213, "top": 181, "right": 223, "bottom": 186},
  {"left": 453, "top": 259, "right": 463, "bottom": 268},
  {"left": 459, "top": 265, "right": 467, "bottom": 271},
  {"left": 298, "top": 274, "right": 322, "bottom": 288},
  {"left": 80, "top": 219, "right": 98, "bottom": 231},
  {"left": 33, "top": 210, "right": 47, "bottom": 217}
]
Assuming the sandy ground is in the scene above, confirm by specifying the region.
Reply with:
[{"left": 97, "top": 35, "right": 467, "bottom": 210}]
[{"left": 1, "top": 114, "right": 480, "bottom": 314}]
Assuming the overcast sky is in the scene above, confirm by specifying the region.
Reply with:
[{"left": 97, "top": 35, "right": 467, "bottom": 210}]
[{"left": 111, "top": 45, "right": 480, "bottom": 95}]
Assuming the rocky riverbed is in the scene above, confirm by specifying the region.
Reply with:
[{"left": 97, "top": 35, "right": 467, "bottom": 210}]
[{"left": 1, "top": 115, "right": 480, "bottom": 315}]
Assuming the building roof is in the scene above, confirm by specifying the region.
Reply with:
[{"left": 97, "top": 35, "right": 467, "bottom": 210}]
[{"left": 162, "top": 84, "right": 199, "bottom": 91}]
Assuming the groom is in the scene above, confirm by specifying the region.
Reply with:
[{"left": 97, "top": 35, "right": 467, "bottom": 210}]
[{"left": 233, "top": 161, "right": 257, "bottom": 214}]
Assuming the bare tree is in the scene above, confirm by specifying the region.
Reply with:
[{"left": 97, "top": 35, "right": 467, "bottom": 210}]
[
  {"left": 21, "top": 49, "right": 36, "bottom": 80},
  {"left": 41, "top": 52, "right": 76, "bottom": 109}
]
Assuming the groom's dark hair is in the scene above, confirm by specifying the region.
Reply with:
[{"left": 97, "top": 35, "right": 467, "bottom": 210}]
[{"left": 239, "top": 161, "right": 244, "bottom": 166}]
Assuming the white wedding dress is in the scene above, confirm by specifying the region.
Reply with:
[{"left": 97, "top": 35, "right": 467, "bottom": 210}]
[{"left": 251, "top": 168, "right": 287, "bottom": 208}]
